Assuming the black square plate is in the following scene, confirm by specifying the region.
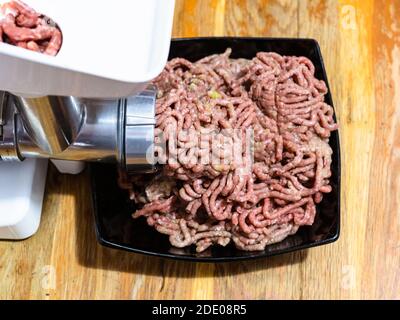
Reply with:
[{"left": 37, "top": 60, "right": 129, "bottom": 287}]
[{"left": 90, "top": 37, "right": 341, "bottom": 262}]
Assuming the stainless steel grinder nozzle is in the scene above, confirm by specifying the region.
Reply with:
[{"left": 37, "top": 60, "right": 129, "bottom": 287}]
[{"left": 0, "top": 87, "right": 158, "bottom": 174}]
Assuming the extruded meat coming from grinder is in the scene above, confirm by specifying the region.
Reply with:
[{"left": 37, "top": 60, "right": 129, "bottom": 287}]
[
  {"left": 119, "top": 48, "right": 339, "bottom": 253},
  {"left": 0, "top": 0, "right": 62, "bottom": 56}
]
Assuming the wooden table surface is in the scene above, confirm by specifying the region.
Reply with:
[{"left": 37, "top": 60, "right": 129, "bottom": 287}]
[{"left": 1, "top": 0, "right": 399, "bottom": 300}]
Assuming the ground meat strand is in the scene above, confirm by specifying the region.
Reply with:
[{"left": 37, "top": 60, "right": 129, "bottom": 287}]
[
  {"left": 0, "top": 1, "right": 62, "bottom": 56},
  {"left": 121, "top": 49, "right": 338, "bottom": 253}
]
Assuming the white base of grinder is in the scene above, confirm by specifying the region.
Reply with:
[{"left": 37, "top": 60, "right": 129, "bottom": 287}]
[
  {"left": 0, "top": 159, "right": 85, "bottom": 240},
  {"left": 0, "top": 159, "right": 48, "bottom": 240}
]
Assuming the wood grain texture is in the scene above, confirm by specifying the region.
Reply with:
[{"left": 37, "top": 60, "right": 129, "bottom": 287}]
[{"left": 1, "top": 0, "right": 400, "bottom": 300}]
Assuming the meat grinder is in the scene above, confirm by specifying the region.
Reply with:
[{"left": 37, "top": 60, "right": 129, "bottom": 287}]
[{"left": 0, "top": 0, "right": 175, "bottom": 239}]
